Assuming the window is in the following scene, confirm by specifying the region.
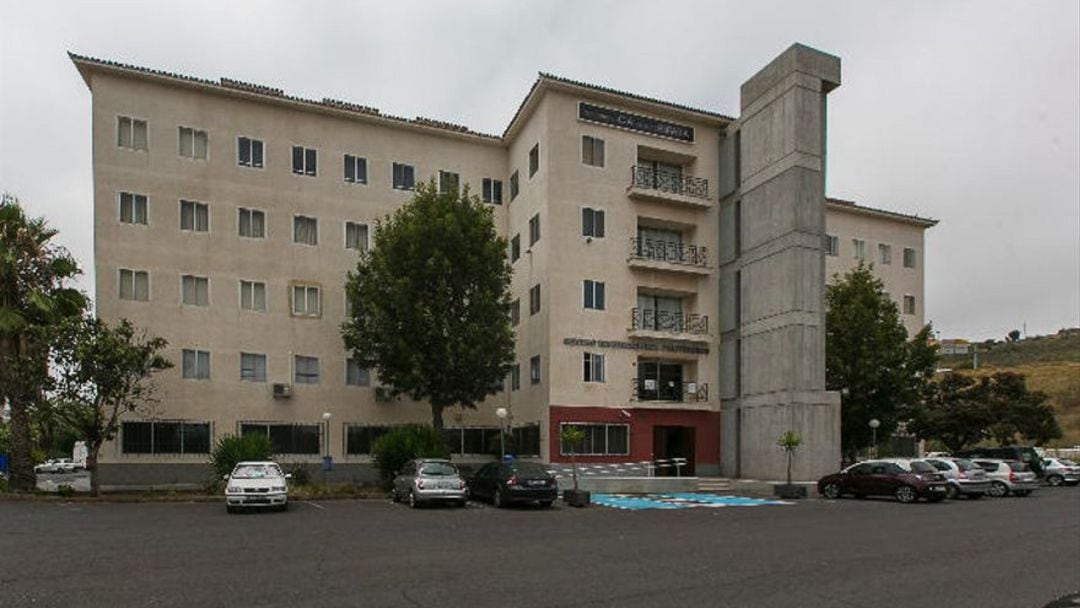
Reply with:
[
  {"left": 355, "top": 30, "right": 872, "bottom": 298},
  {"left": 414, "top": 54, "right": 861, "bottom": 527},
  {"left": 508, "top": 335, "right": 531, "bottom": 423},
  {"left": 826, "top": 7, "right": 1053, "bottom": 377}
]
[
  {"left": 119, "top": 192, "right": 148, "bottom": 225},
  {"left": 293, "top": 215, "right": 318, "bottom": 245},
  {"left": 582, "top": 135, "right": 605, "bottom": 167},
  {"left": 294, "top": 355, "right": 320, "bottom": 384},
  {"left": 344, "top": 154, "right": 368, "bottom": 184},
  {"left": 510, "top": 364, "right": 521, "bottom": 391},
  {"left": 852, "top": 238, "right": 866, "bottom": 261},
  {"left": 528, "top": 143, "right": 539, "bottom": 178},
  {"left": 509, "top": 171, "right": 519, "bottom": 200},
  {"left": 583, "top": 353, "right": 605, "bottom": 383},
  {"left": 443, "top": 428, "right": 502, "bottom": 455},
  {"left": 181, "top": 349, "right": 210, "bottom": 380},
  {"left": 180, "top": 275, "right": 209, "bottom": 306},
  {"left": 237, "top": 136, "right": 264, "bottom": 168},
  {"left": 529, "top": 284, "right": 541, "bottom": 315},
  {"left": 509, "top": 299, "right": 520, "bottom": 326},
  {"left": 346, "top": 358, "right": 371, "bottom": 387},
  {"left": 879, "top": 243, "right": 892, "bottom": 265},
  {"left": 238, "top": 208, "right": 265, "bottom": 238},
  {"left": 122, "top": 421, "right": 210, "bottom": 454},
  {"left": 392, "top": 162, "right": 416, "bottom": 190},
  {"left": 241, "top": 423, "right": 320, "bottom": 455},
  {"left": 118, "top": 269, "right": 149, "bottom": 301},
  {"left": 582, "top": 208, "right": 605, "bottom": 238},
  {"left": 292, "top": 146, "right": 317, "bottom": 176},
  {"left": 529, "top": 355, "right": 541, "bottom": 384},
  {"left": 117, "top": 116, "right": 148, "bottom": 150},
  {"left": 559, "top": 423, "right": 629, "bottom": 456},
  {"left": 239, "top": 280, "right": 266, "bottom": 312},
  {"left": 510, "top": 234, "right": 521, "bottom": 262},
  {"left": 179, "top": 200, "right": 209, "bottom": 232},
  {"left": 825, "top": 234, "right": 838, "bottom": 257},
  {"left": 345, "top": 222, "right": 369, "bottom": 252},
  {"left": 904, "top": 247, "right": 917, "bottom": 268},
  {"left": 512, "top": 424, "right": 541, "bottom": 456},
  {"left": 583, "top": 280, "right": 605, "bottom": 310},
  {"left": 438, "top": 170, "right": 460, "bottom": 194},
  {"left": 291, "top": 284, "right": 321, "bottom": 317},
  {"left": 346, "top": 425, "right": 391, "bottom": 455},
  {"left": 482, "top": 178, "right": 503, "bottom": 204},
  {"left": 903, "top": 295, "right": 916, "bottom": 315},
  {"left": 178, "top": 126, "right": 208, "bottom": 160},
  {"left": 240, "top": 353, "right": 267, "bottom": 382},
  {"left": 528, "top": 213, "right": 541, "bottom": 246}
]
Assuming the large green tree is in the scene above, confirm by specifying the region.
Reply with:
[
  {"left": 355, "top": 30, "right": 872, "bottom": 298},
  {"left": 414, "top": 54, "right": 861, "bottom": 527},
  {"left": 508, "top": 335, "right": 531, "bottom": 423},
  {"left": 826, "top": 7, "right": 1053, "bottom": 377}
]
[
  {"left": 825, "top": 263, "right": 937, "bottom": 458},
  {"left": 984, "top": 371, "right": 1061, "bottom": 446},
  {"left": 50, "top": 316, "right": 171, "bottom": 496},
  {"left": 342, "top": 181, "right": 514, "bottom": 430},
  {"left": 906, "top": 372, "right": 995, "bottom": 453},
  {"left": 0, "top": 195, "right": 86, "bottom": 491}
]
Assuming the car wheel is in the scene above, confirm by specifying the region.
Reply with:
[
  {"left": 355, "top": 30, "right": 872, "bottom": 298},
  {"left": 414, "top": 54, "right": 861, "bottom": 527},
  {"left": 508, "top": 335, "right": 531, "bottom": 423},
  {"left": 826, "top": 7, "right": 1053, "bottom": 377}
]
[
  {"left": 820, "top": 483, "right": 841, "bottom": 500},
  {"left": 408, "top": 491, "right": 419, "bottom": 509},
  {"left": 1047, "top": 475, "right": 1064, "bottom": 487},
  {"left": 895, "top": 485, "right": 917, "bottom": 504},
  {"left": 493, "top": 488, "right": 505, "bottom": 508},
  {"left": 539, "top": 500, "right": 553, "bottom": 509},
  {"left": 945, "top": 485, "right": 959, "bottom": 499},
  {"left": 988, "top": 481, "right": 1009, "bottom": 497}
]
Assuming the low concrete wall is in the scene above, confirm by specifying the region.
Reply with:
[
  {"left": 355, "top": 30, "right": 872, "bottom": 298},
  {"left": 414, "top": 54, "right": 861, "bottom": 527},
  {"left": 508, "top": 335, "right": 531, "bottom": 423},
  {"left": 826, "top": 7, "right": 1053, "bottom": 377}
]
[{"left": 558, "top": 476, "right": 699, "bottom": 494}]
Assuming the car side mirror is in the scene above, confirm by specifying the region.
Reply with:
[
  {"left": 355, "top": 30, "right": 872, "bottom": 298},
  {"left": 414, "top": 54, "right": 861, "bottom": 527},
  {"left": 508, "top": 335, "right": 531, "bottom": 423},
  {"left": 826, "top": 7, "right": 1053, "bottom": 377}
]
[
  {"left": 284, "top": 473, "right": 293, "bottom": 480},
  {"left": 222, "top": 474, "right": 230, "bottom": 481}
]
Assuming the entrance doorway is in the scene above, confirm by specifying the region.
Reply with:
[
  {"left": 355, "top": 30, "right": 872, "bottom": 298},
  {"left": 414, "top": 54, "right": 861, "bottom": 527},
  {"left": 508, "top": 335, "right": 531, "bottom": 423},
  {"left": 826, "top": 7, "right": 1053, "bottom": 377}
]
[{"left": 653, "top": 425, "right": 696, "bottom": 476}]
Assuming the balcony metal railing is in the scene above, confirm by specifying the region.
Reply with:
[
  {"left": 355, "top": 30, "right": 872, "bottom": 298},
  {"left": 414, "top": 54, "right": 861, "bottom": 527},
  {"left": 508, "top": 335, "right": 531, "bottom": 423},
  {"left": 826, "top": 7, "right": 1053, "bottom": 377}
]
[
  {"left": 629, "top": 237, "right": 708, "bottom": 267},
  {"left": 631, "top": 378, "right": 709, "bottom": 402},
  {"left": 631, "top": 308, "right": 709, "bottom": 335},
  {"left": 630, "top": 165, "right": 709, "bottom": 200}
]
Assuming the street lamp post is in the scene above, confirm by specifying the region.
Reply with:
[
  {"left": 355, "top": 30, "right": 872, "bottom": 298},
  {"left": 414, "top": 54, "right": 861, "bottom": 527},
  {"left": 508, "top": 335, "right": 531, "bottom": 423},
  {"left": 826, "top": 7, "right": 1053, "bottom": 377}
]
[
  {"left": 869, "top": 418, "right": 881, "bottom": 459},
  {"left": 322, "top": 411, "right": 332, "bottom": 485},
  {"left": 495, "top": 408, "right": 508, "bottom": 461}
]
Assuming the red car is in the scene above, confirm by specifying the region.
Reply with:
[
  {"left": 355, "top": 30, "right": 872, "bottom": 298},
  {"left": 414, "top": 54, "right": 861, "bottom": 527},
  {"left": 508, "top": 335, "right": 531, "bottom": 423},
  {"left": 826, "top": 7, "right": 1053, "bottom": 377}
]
[{"left": 818, "top": 459, "right": 949, "bottom": 503}]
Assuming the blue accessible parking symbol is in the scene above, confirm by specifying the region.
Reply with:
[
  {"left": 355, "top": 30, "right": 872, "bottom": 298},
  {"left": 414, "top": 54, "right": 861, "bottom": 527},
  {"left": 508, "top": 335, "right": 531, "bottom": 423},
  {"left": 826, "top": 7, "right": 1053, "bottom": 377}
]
[{"left": 590, "top": 493, "right": 791, "bottom": 510}]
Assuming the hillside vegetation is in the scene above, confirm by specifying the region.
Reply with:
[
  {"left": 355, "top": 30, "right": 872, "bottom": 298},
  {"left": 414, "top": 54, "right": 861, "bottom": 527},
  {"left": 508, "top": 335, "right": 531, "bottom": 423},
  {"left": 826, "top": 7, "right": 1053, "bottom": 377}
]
[{"left": 940, "top": 329, "right": 1080, "bottom": 447}]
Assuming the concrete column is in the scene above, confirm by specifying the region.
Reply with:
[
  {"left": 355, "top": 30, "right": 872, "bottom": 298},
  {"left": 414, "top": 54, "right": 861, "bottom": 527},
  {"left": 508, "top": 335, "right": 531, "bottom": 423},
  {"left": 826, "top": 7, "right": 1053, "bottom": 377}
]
[{"left": 723, "top": 44, "right": 842, "bottom": 481}]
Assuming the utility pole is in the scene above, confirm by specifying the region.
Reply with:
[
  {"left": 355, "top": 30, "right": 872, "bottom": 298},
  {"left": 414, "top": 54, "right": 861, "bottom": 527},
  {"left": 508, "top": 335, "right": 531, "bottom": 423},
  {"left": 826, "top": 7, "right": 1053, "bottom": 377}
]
[{"left": 972, "top": 344, "right": 978, "bottom": 370}]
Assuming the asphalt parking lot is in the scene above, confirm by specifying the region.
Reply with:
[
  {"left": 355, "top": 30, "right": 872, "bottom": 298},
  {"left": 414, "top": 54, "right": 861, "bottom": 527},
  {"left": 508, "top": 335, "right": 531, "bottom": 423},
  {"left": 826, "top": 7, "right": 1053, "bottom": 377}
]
[{"left": 1, "top": 488, "right": 1077, "bottom": 608}]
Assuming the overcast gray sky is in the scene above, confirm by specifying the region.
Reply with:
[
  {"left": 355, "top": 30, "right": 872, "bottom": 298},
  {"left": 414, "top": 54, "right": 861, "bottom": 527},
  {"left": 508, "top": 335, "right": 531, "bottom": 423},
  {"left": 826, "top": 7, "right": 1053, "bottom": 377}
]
[{"left": 1, "top": 0, "right": 1077, "bottom": 341}]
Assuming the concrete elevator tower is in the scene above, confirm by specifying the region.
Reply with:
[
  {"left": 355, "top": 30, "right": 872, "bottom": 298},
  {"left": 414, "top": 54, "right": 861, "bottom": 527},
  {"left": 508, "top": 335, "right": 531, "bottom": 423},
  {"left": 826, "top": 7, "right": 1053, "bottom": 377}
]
[{"left": 719, "top": 44, "right": 843, "bottom": 480}]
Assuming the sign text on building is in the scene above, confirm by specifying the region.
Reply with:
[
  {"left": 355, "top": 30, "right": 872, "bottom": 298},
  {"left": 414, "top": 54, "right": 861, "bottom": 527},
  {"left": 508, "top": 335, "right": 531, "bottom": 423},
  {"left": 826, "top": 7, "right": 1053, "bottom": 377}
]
[
  {"left": 562, "top": 337, "right": 708, "bottom": 355},
  {"left": 578, "top": 102, "right": 694, "bottom": 143}
]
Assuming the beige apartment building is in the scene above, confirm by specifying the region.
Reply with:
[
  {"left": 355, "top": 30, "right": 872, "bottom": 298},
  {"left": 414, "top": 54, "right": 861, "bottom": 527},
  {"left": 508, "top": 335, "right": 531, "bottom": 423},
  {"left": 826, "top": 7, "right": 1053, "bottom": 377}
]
[{"left": 71, "top": 44, "right": 933, "bottom": 484}]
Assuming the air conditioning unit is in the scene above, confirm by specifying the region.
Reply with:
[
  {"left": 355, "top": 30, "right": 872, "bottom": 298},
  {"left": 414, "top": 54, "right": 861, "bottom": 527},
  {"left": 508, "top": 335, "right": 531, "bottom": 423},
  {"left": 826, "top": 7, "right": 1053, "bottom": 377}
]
[
  {"left": 272, "top": 383, "right": 292, "bottom": 399},
  {"left": 375, "top": 386, "right": 395, "bottom": 402}
]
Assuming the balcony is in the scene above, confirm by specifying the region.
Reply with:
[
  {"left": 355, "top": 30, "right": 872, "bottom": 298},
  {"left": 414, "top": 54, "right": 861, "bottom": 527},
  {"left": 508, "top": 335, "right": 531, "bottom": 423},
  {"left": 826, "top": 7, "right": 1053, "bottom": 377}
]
[
  {"left": 628, "top": 236, "right": 710, "bottom": 275},
  {"left": 631, "top": 378, "right": 709, "bottom": 403},
  {"left": 628, "top": 308, "right": 709, "bottom": 343},
  {"left": 627, "top": 165, "right": 710, "bottom": 208}
]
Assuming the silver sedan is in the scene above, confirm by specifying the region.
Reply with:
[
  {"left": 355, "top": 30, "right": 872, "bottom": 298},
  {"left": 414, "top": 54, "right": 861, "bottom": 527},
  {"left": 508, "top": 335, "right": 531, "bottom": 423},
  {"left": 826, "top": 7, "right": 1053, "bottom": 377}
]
[{"left": 392, "top": 459, "right": 467, "bottom": 508}]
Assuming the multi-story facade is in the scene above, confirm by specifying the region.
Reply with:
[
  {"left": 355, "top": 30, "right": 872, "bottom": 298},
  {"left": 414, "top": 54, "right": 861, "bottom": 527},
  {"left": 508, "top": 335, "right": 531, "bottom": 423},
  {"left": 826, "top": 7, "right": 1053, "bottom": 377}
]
[{"left": 71, "top": 44, "right": 932, "bottom": 485}]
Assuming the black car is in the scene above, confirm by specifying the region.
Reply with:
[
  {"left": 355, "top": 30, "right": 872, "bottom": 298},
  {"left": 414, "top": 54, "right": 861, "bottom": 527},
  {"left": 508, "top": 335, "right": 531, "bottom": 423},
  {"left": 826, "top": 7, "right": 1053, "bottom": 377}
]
[{"left": 468, "top": 461, "right": 559, "bottom": 508}]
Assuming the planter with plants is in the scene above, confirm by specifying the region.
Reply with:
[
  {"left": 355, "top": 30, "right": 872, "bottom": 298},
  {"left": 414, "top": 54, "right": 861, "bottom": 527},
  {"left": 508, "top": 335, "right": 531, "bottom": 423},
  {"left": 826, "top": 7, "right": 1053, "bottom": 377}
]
[
  {"left": 774, "top": 430, "right": 807, "bottom": 499},
  {"left": 560, "top": 425, "right": 590, "bottom": 507}
]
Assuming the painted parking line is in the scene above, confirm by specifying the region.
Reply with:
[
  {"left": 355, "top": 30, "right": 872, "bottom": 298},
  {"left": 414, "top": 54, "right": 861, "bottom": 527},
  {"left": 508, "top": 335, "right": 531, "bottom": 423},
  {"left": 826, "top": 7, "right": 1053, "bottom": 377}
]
[{"left": 591, "top": 493, "right": 791, "bottom": 510}]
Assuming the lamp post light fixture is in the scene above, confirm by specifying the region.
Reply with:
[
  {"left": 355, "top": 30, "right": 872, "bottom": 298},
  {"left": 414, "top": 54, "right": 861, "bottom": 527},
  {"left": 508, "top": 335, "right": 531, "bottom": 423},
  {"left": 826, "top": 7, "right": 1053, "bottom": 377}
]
[
  {"left": 495, "top": 407, "right": 509, "bottom": 460},
  {"left": 868, "top": 418, "right": 881, "bottom": 459}
]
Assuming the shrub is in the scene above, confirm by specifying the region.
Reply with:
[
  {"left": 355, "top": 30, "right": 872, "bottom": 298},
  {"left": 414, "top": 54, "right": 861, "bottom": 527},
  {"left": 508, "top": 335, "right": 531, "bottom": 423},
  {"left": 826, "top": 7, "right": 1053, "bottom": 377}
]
[
  {"left": 285, "top": 462, "right": 311, "bottom": 486},
  {"left": 371, "top": 425, "right": 448, "bottom": 483},
  {"left": 210, "top": 433, "right": 273, "bottom": 480},
  {"left": 57, "top": 484, "right": 76, "bottom": 498}
]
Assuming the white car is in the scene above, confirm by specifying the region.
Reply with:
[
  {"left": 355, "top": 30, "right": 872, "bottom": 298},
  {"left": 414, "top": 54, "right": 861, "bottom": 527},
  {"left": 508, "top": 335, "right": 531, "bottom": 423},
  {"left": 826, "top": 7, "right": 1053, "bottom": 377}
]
[
  {"left": 1042, "top": 458, "right": 1080, "bottom": 486},
  {"left": 35, "top": 459, "right": 79, "bottom": 474},
  {"left": 224, "top": 461, "right": 291, "bottom": 513},
  {"left": 972, "top": 459, "right": 1039, "bottom": 497}
]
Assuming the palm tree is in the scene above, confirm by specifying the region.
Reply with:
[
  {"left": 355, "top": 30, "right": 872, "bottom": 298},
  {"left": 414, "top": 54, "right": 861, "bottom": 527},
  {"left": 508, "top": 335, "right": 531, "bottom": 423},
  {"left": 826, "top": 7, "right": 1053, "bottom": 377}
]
[{"left": 0, "top": 194, "right": 86, "bottom": 491}]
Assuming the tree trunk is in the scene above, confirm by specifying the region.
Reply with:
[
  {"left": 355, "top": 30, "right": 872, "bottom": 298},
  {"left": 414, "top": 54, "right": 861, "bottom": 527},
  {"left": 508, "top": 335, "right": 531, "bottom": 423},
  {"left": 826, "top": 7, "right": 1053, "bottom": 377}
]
[
  {"left": 430, "top": 403, "right": 444, "bottom": 431},
  {"left": 87, "top": 447, "right": 100, "bottom": 497},
  {"left": 8, "top": 392, "right": 36, "bottom": 492},
  {"left": 786, "top": 451, "right": 793, "bottom": 485},
  {"left": 571, "top": 451, "right": 578, "bottom": 491}
]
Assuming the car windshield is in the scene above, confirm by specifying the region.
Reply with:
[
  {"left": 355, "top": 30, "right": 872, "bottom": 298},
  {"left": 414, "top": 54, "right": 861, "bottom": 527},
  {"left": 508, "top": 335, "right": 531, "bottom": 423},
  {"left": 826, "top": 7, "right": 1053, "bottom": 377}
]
[
  {"left": 927, "top": 460, "right": 951, "bottom": 471},
  {"left": 507, "top": 462, "right": 549, "bottom": 476},
  {"left": 1060, "top": 459, "right": 1077, "bottom": 467},
  {"left": 419, "top": 462, "right": 458, "bottom": 476},
  {"left": 955, "top": 459, "right": 978, "bottom": 471},
  {"left": 909, "top": 461, "right": 936, "bottom": 473},
  {"left": 232, "top": 464, "right": 281, "bottom": 479}
]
